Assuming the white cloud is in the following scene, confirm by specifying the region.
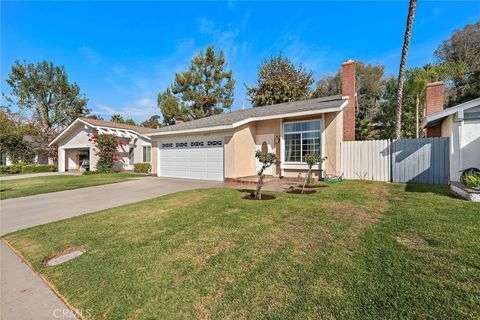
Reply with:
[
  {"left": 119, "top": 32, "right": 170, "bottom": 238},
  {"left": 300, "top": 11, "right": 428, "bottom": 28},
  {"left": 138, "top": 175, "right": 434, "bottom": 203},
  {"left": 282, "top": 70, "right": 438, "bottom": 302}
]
[
  {"left": 135, "top": 98, "right": 156, "bottom": 108},
  {"left": 105, "top": 78, "right": 132, "bottom": 95},
  {"left": 79, "top": 46, "right": 101, "bottom": 65},
  {"left": 112, "top": 65, "right": 126, "bottom": 74},
  {"left": 94, "top": 97, "right": 158, "bottom": 121}
]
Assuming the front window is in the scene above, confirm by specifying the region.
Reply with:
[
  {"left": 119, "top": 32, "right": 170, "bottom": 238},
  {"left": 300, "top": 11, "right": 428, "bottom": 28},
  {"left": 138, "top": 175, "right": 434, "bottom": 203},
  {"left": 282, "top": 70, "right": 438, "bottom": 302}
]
[
  {"left": 143, "top": 146, "right": 151, "bottom": 163},
  {"left": 283, "top": 120, "right": 321, "bottom": 163}
]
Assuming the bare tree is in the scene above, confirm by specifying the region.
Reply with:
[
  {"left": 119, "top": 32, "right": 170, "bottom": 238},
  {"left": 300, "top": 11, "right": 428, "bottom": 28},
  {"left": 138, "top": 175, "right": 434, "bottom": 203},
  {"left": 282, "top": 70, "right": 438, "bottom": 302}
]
[{"left": 395, "top": 0, "right": 417, "bottom": 139}]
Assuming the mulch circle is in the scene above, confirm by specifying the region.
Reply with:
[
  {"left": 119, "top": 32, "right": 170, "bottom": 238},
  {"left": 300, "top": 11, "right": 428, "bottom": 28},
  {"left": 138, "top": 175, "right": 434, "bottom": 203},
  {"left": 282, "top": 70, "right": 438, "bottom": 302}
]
[
  {"left": 302, "top": 184, "right": 327, "bottom": 189},
  {"left": 242, "top": 194, "right": 276, "bottom": 200},
  {"left": 286, "top": 189, "right": 317, "bottom": 194}
]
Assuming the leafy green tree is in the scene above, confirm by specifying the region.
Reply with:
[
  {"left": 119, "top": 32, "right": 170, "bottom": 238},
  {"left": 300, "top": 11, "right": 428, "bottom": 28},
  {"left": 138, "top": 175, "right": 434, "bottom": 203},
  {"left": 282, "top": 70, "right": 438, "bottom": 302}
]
[
  {"left": 311, "top": 73, "right": 341, "bottom": 98},
  {"left": 170, "top": 46, "right": 235, "bottom": 119},
  {"left": 247, "top": 53, "right": 314, "bottom": 107},
  {"left": 124, "top": 118, "right": 136, "bottom": 126},
  {"left": 0, "top": 110, "right": 36, "bottom": 163},
  {"left": 140, "top": 115, "right": 162, "bottom": 129},
  {"left": 435, "top": 22, "right": 480, "bottom": 106},
  {"left": 4, "top": 60, "right": 89, "bottom": 158},
  {"left": 110, "top": 114, "right": 125, "bottom": 123},
  {"left": 157, "top": 88, "right": 190, "bottom": 125},
  {"left": 85, "top": 114, "right": 104, "bottom": 120},
  {"left": 301, "top": 154, "right": 326, "bottom": 194},
  {"left": 376, "top": 77, "right": 398, "bottom": 139}
]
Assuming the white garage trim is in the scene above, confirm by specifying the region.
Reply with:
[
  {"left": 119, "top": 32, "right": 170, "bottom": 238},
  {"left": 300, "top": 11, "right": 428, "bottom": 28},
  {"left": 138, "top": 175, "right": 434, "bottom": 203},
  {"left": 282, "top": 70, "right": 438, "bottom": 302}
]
[{"left": 157, "top": 136, "right": 224, "bottom": 181}]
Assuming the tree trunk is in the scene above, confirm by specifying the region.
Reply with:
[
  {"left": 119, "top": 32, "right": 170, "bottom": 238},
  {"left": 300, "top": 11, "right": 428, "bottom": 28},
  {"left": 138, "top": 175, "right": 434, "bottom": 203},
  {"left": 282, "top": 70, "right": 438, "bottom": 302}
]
[
  {"left": 415, "top": 93, "right": 419, "bottom": 138},
  {"left": 394, "top": 0, "right": 417, "bottom": 139},
  {"left": 255, "top": 164, "right": 267, "bottom": 200}
]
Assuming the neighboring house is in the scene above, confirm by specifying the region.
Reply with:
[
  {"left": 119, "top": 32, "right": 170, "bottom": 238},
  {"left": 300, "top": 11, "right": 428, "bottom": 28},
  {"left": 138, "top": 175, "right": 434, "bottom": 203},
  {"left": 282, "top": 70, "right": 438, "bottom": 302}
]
[
  {"left": 1, "top": 134, "right": 54, "bottom": 166},
  {"left": 144, "top": 60, "right": 358, "bottom": 181},
  {"left": 49, "top": 118, "right": 153, "bottom": 172},
  {"left": 422, "top": 82, "right": 480, "bottom": 182}
]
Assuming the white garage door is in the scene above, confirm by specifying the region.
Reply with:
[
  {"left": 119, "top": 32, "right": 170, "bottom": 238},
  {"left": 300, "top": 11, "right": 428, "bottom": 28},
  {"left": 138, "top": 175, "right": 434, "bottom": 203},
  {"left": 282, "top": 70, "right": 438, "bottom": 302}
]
[{"left": 158, "top": 137, "right": 224, "bottom": 181}]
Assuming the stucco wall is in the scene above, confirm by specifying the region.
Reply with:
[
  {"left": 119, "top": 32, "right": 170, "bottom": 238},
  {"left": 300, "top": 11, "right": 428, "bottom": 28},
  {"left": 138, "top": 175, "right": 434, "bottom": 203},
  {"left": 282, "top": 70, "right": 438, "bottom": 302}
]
[
  {"left": 224, "top": 123, "right": 256, "bottom": 178},
  {"left": 441, "top": 111, "right": 480, "bottom": 182},
  {"left": 151, "top": 141, "right": 158, "bottom": 175},
  {"left": 255, "top": 119, "right": 281, "bottom": 176},
  {"left": 324, "top": 111, "right": 342, "bottom": 175}
]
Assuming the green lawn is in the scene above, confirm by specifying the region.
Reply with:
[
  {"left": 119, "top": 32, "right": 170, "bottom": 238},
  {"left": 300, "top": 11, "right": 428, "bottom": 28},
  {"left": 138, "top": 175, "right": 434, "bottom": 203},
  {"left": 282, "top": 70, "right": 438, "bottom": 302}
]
[
  {"left": 4, "top": 182, "right": 480, "bottom": 319},
  {"left": 0, "top": 173, "right": 143, "bottom": 200}
]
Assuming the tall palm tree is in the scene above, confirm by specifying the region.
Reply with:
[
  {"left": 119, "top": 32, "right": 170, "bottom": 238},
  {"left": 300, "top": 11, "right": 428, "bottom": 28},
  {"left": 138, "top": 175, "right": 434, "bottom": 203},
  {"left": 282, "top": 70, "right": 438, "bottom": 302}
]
[{"left": 395, "top": 0, "right": 417, "bottom": 139}]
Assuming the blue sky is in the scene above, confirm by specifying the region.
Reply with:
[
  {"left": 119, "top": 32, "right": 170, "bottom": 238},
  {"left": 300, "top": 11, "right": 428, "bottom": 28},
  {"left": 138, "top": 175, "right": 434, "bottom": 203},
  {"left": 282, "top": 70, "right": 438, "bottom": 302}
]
[{"left": 2, "top": 1, "right": 479, "bottom": 123}]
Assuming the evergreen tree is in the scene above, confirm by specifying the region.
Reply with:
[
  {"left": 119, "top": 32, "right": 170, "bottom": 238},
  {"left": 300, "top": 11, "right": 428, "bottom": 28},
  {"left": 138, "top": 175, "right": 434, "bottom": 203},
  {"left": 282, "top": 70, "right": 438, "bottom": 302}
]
[{"left": 170, "top": 46, "right": 235, "bottom": 119}]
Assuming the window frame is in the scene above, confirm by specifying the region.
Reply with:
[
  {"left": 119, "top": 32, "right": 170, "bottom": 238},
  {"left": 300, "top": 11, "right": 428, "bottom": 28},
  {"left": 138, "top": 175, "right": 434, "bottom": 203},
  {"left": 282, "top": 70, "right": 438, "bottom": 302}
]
[
  {"left": 281, "top": 118, "right": 323, "bottom": 166},
  {"left": 143, "top": 145, "right": 152, "bottom": 163}
]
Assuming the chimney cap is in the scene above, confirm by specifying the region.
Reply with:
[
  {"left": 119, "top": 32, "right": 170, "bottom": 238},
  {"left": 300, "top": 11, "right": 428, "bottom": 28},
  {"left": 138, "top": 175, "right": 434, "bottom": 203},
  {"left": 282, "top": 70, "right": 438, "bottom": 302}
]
[
  {"left": 426, "top": 81, "right": 444, "bottom": 87},
  {"left": 342, "top": 59, "right": 355, "bottom": 65}
]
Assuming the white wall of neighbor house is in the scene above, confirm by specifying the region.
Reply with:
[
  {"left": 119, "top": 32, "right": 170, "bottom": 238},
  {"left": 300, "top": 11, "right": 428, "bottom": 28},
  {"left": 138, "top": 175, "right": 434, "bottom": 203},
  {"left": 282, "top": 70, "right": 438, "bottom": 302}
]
[
  {"left": 441, "top": 105, "right": 480, "bottom": 182},
  {"left": 55, "top": 123, "right": 151, "bottom": 172}
]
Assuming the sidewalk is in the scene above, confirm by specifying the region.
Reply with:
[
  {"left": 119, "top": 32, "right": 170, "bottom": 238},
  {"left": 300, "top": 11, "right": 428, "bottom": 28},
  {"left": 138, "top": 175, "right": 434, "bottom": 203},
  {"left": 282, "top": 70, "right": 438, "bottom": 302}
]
[
  {"left": 0, "top": 241, "right": 78, "bottom": 320},
  {"left": 0, "top": 172, "right": 79, "bottom": 181}
]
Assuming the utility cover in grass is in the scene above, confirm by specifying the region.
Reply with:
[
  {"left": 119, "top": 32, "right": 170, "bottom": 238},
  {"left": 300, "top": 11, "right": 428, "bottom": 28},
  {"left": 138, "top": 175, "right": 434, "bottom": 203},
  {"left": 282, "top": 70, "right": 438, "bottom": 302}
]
[{"left": 46, "top": 247, "right": 87, "bottom": 266}]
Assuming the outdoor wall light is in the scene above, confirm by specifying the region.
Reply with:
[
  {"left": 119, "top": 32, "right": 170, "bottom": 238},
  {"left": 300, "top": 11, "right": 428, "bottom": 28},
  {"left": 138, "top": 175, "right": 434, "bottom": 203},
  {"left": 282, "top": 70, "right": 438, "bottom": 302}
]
[{"left": 274, "top": 136, "right": 280, "bottom": 144}]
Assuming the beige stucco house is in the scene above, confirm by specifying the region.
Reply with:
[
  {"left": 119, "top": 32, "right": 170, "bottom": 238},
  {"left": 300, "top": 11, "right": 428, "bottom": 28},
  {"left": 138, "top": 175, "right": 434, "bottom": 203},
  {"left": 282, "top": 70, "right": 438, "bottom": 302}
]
[
  {"left": 145, "top": 60, "right": 358, "bottom": 181},
  {"left": 422, "top": 82, "right": 480, "bottom": 182},
  {"left": 49, "top": 118, "right": 153, "bottom": 172}
]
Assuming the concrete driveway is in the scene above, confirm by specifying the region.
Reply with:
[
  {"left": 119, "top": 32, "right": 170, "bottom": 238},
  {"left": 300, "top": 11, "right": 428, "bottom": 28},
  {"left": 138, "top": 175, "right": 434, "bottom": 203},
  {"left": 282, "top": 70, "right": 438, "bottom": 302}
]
[
  {"left": 0, "top": 176, "right": 222, "bottom": 235},
  {"left": 0, "top": 177, "right": 222, "bottom": 320}
]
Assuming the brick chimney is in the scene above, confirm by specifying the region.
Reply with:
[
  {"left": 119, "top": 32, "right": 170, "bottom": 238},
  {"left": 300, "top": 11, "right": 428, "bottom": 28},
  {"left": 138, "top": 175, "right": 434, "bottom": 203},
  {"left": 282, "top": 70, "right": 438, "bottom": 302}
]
[
  {"left": 342, "top": 59, "right": 356, "bottom": 141},
  {"left": 424, "top": 81, "right": 444, "bottom": 137}
]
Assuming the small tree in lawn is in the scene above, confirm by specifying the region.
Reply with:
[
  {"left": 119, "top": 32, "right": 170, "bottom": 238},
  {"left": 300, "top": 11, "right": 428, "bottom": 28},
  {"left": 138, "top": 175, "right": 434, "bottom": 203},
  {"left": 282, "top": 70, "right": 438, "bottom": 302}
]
[
  {"left": 89, "top": 134, "right": 126, "bottom": 173},
  {"left": 302, "top": 154, "right": 327, "bottom": 194},
  {"left": 255, "top": 150, "right": 279, "bottom": 200}
]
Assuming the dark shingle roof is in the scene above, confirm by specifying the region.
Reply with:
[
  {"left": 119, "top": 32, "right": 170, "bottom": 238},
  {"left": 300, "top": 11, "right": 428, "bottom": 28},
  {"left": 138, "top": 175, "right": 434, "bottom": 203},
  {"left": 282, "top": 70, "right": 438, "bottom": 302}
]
[{"left": 149, "top": 95, "right": 346, "bottom": 134}]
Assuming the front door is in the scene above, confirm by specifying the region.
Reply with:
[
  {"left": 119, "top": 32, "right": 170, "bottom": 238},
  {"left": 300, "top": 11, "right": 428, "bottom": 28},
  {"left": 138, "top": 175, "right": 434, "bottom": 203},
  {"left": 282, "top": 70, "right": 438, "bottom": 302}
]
[{"left": 255, "top": 134, "right": 275, "bottom": 176}]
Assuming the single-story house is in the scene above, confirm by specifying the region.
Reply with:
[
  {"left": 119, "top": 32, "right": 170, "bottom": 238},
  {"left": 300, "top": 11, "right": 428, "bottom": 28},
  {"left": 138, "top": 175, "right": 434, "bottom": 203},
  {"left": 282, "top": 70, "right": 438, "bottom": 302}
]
[
  {"left": 144, "top": 60, "right": 358, "bottom": 181},
  {"left": 422, "top": 82, "right": 480, "bottom": 182},
  {"left": 49, "top": 118, "right": 153, "bottom": 172}
]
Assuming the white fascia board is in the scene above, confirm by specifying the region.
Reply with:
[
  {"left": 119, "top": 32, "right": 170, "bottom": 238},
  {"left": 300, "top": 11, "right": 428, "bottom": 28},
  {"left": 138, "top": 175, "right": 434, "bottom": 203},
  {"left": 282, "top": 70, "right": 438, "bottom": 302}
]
[
  {"left": 48, "top": 119, "right": 93, "bottom": 147},
  {"left": 147, "top": 100, "right": 348, "bottom": 138},
  {"left": 422, "top": 97, "right": 480, "bottom": 128},
  {"left": 146, "top": 125, "right": 233, "bottom": 137}
]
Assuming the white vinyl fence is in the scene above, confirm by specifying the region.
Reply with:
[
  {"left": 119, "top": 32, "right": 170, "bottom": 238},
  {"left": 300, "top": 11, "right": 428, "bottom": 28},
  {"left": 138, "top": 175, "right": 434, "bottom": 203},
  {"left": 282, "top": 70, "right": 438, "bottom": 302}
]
[{"left": 341, "top": 139, "right": 391, "bottom": 182}]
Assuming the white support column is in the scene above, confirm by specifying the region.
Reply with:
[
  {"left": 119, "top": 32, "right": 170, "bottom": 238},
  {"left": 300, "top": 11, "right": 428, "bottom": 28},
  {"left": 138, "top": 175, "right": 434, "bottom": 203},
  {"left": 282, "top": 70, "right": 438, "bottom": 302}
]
[{"left": 58, "top": 147, "right": 66, "bottom": 172}]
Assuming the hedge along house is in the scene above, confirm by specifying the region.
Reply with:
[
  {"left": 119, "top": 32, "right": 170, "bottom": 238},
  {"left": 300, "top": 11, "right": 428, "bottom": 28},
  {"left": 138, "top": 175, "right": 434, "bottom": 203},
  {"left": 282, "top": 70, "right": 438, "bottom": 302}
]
[
  {"left": 145, "top": 60, "right": 357, "bottom": 181},
  {"left": 422, "top": 82, "right": 480, "bottom": 182},
  {"left": 49, "top": 118, "right": 153, "bottom": 172}
]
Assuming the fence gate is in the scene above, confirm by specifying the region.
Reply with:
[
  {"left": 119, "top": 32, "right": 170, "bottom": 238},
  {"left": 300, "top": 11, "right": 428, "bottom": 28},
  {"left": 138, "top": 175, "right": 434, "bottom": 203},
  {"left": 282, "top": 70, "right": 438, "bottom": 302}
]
[
  {"left": 341, "top": 137, "right": 450, "bottom": 185},
  {"left": 391, "top": 138, "right": 449, "bottom": 184}
]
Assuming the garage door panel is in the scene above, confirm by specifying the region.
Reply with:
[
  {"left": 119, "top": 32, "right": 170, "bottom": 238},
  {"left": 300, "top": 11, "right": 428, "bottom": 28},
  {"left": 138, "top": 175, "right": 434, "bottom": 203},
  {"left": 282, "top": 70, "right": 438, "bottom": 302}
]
[{"left": 158, "top": 137, "right": 224, "bottom": 181}]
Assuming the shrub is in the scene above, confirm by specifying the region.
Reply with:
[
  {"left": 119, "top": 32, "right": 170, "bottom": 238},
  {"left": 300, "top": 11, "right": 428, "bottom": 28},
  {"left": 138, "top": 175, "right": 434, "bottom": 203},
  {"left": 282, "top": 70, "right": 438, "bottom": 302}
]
[
  {"left": 89, "top": 134, "right": 126, "bottom": 173},
  {"left": 134, "top": 163, "right": 151, "bottom": 174},
  {"left": 464, "top": 173, "right": 480, "bottom": 189},
  {"left": 20, "top": 164, "right": 56, "bottom": 173},
  {"left": 0, "top": 164, "right": 56, "bottom": 175}
]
